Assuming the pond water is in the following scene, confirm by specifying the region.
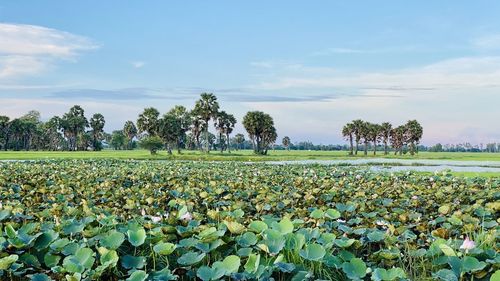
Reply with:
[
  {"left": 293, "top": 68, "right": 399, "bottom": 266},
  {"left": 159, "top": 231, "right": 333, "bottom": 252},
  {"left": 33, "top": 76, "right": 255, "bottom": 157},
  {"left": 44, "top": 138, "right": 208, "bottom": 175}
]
[{"left": 263, "top": 159, "right": 500, "bottom": 173}]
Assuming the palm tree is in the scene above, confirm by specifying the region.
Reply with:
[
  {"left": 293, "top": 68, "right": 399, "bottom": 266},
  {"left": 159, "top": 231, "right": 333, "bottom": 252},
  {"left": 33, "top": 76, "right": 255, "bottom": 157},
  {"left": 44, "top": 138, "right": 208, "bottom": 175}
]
[
  {"left": 380, "top": 122, "right": 392, "bottom": 155},
  {"left": 367, "top": 123, "right": 381, "bottom": 155},
  {"left": 351, "top": 119, "right": 365, "bottom": 155},
  {"left": 193, "top": 93, "right": 219, "bottom": 153},
  {"left": 390, "top": 126, "right": 406, "bottom": 155},
  {"left": 234, "top": 133, "right": 245, "bottom": 150},
  {"left": 167, "top": 106, "right": 192, "bottom": 153},
  {"left": 89, "top": 113, "right": 105, "bottom": 151},
  {"left": 190, "top": 113, "right": 203, "bottom": 151},
  {"left": 342, "top": 123, "right": 354, "bottom": 155},
  {"left": 282, "top": 136, "right": 291, "bottom": 150},
  {"left": 123, "top": 121, "right": 138, "bottom": 150},
  {"left": 405, "top": 120, "right": 423, "bottom": 155},
  {"left": 137, "top": 107, "right": 160, "bottom": 136}
]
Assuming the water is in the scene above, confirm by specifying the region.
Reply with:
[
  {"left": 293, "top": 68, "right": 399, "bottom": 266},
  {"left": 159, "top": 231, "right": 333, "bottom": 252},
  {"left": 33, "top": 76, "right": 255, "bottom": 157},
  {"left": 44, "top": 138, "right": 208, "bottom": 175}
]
[{"left": 263, "top": 159, "right": 500, "bottom": 173}]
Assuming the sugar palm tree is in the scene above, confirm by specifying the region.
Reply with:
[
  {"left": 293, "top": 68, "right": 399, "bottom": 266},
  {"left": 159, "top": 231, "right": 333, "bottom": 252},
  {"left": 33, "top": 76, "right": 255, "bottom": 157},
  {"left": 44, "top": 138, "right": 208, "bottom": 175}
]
[
  {"left": 342, "top": 123, "right": 354, "bottom": 155},
  {"left": 193, "top": 93, "right": 219, "bottom": 153},
  {"left": 351, "top": 119, "right": 365, "bottom": 155},
  {"left": 380, "top": 122, "right": 392, "bottom": 155}
]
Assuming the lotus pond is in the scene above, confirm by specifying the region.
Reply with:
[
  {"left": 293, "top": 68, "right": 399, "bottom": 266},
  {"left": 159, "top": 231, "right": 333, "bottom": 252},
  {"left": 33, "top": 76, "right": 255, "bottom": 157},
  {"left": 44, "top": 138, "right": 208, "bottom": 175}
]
[{"left": 0, "top": 160, "right": 498, "bottom": 281}]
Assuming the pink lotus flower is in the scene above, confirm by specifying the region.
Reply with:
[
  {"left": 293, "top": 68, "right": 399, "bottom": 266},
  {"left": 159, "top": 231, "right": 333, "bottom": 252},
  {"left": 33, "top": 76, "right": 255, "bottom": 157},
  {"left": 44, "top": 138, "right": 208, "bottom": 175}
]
[
  {"left": 180, "top": 212, "right": 193, "bottom": 221},
  {"left": 151, "top": 216, "right": 162, "bottom": 223},
  {"left": 460, "top": 237, "right": 475, "bottom": 252}
]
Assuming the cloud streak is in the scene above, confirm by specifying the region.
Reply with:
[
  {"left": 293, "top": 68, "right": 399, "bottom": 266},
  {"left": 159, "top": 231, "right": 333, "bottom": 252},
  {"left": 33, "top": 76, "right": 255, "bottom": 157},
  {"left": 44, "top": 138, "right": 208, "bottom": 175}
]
[{"left": 0, "top": 23, "right": 97, "bottom": 79}]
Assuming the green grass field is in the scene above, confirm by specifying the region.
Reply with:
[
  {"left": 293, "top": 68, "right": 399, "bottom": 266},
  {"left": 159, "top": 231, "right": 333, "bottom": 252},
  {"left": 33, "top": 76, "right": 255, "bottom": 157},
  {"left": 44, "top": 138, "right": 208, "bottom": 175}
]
[{"left": 0, "top": 149, "right": 500, "bottom": 161}]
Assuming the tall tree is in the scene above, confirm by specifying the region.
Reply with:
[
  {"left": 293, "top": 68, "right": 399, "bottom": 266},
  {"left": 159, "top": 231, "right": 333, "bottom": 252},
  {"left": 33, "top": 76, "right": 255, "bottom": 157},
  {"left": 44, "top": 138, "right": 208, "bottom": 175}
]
[
  {"left": 214, "top": 111, "right": 237, "bottom": 153},
  {"left": 405, "top": 120, "right": 423, "bottom": 155},
  {"left": 193, "top": 93, "right": 219, "bottom": 153},
  {"left": 380, "top": 122, "right": 392, "bottom": 155},
  {"left": 0, "top": 116, "right": 10, "bottom": 151},
  {"left": 390, "top": 126, "right": 406, "bottom": 155},
  {"left": 342, "top": 123, "right": 354, "bottom": 155},
  {"left": 282, "top": 136, "right": 291, "bottom": 150},
  {"left": 360, "top": 121, "right": 371, "bottom": 156},
  {"left": 351, "top": 119, "right": 365, "bottom": 155},
  {"left": 60, "top": 105, "right": 88, "bottom": 151},
  {"left": 367, "top": 123, "right": 381, "bottom": 155},
  {"left": 167, "top": 106, "right": 192, "bottom": 153},
  {"left": 89, "top": 113, "right": 105, "bottom": 151},
  {"left": 157, "top": 113, "right": 181, "bottom": 155},
  {"left": 242, "top": 111, "right": 277, "bottom": 155},
  {"left": 190, "top": 113, "right": 203, "bottom": 151},
  {"left": 123, "top": 121, "right": 138, "bottom": 150},
  {"left": 137, "top": 107, "right": 160, "bottom": 136},
  {"left": 110, "top": 130, "right": 126, "bottom": 150},
  {"left": 234, "top": 133, "right": 245, "bottom": 150}
]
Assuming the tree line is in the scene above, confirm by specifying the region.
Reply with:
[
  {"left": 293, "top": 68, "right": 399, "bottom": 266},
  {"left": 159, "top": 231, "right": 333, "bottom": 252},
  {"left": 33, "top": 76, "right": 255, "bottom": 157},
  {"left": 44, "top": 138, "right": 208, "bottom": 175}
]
[
  {"left": 0, "top": 93, "right": 278, "bottom": 155},
  {"left": 342, "top": 119, "right": 423, "bottom": 156}
]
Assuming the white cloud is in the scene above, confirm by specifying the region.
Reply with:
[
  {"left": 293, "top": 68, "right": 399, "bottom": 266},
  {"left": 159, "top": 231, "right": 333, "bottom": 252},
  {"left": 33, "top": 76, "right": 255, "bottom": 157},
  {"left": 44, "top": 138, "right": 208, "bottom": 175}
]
[
  {"left": 0, "top": 23, "right": 97, "bottom": 79},
  {"left": 131, "top": 61, "right": 145, "bottom": 68}
]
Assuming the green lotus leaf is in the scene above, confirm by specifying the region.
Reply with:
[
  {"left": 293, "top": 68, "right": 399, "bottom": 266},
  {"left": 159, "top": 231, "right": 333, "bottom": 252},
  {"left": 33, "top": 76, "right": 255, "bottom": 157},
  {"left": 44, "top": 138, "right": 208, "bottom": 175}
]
[
  {"left": 100, "top": 230, "right": 125, "bottom": 250},
  {"left": 29, "top": 273, "right": 53, "bottom": 281},
  {"left": 431, "top": 269, "right": 458, "bottom": 281},
  {"left": 44, "top": 253, "right": 60, "bottom": 268},
  {"left": 153, "top": 242, "right": 176, "bottom": 255},
  {"left": 272, "top": 217, "right": 294, "bottom": 235},
  {"left": 244, "top": 253, "right": 260, "bottom": 273},
  {"left": 310, "top": 209, "right": 324, "bottom": 219},
  {"left": 325, "top": 209, "right": 341, "bottom": 220},
  {"left": 221, "top": 255, "right": 240, "bottom": 274},
  {"left": 334, "top": 238, "right": 356, "bottom": 248},
  {"left": 126, "top": 270, "right": 148, "bottom": 281},
  {"left": 248, "top": 221, "right": 268, "bottom": 233},
  {"left": 342, "top": 258, "right": 366, "bottom": 280},
  {"left": 121, "top": 255, "right": 145, "bottom": 269},
  {"left": 462, "top": 256, "right": 486, "bottom": 272},
  {"left": 371, "top": 267, "right": 406, "bottom": 281},
  {"left": 127, "top": 225, "right": 146, "bottom": 247},
  {"left": 224, "top": 220, "right": 246, "bottom": 234},
  {"left": 177, "top": 251, "right": 205, "bottom": 266},
  {"left": 236, "top": 232, "right": 258, "bottom": 247},
  {"left": 0, "top": 254, "right": 18, "bottom": 270},
  {"left": 299, "top": 243, "right": 326, "bottom": 261},
  {"left": 367, "top": 230, "right": 386, "bottom": 242}
]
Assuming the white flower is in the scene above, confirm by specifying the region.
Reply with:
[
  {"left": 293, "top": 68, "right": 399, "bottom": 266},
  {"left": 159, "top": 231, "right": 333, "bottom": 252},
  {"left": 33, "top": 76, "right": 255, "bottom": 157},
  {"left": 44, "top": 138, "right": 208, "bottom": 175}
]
[
  {"left": 151, "top": 216, "right": 162, "bottom": 223},
  {"left": 336, "top": 219, "right": 346, "bottom": 223},
  {"left": 412, "top": 196, "right": 418, "bottom": 200},
  {"left": 355, "top": 175, "right": 362, "bottom": 180},
  {"left": 429, "top": 177, "right": 434, "bottom": 182},
  {"left": 180, "top": 212, "right": 193, "bottom": 221},
  {"left": 141, "top": 208, "right": 146, "bottom": 216},
  {"left": 460, "top": 237, "right": 475, "bottom": 252}
]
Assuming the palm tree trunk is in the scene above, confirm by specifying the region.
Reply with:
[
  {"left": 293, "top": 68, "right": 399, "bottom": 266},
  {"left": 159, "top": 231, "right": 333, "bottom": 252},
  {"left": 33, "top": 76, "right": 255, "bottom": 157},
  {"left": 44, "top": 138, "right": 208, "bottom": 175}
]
[
  {"left": 226, "top": 132, "right": 231, "bottom": 153},
  {"left": 349, "top": 135, "right": 353, "bottom": 155},
  {"left": 355, "top": 141, "right": 359, "bottom": 155},
  {"left": 384, "top": 140, "right": 388, "bottom": 155},
  {"left": 373, "top": 140, "right": 377, "bottom": 155},
  {"left": 364, "top": 141, "right": 368, "bottom": 155},
  {"left": 220, "top": 132, "right": 224, "bottom": 153}
]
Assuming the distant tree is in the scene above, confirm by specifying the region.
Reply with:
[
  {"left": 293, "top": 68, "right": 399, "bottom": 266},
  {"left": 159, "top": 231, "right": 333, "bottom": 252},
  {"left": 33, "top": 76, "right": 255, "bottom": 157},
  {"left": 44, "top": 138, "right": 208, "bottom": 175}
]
[
  {"left": 40, "top": 116, "right": 64, "bottom": 151},
  {"left": 60, "top": 105, "right": 88, "bottom": 151},
  {"left": 200, "top": 131, "right": 216, "bottom": 151},
  {"left": 190, "top": 113, "right": 204, "bottom": 150},
  {"left": 89, "top": 113, "right": 105, "bottom": 151},
  {"left": 193, "top": 93, "right": 219, "bottom": 152},
  {"left": 110, "top": 130, "right": 126, "bottom": 150},
  {"left": 367, "top": 123, "right": 381, "bottom": 155},
  {"left": 139, "top": 135, "right": 163, "bottom": 155},
  {"left": 390, "top": 125, "right": 406, "bottom": 155},
  {"left": 158, "top": 113, "right": 181, "bottom": 155},
  {"left": 242, "top": 111, "right": 277, "bottom": 155},
  {"left": 405, "top": 120, "right": 423, "bottom": 155},
  {"left": 214, "top": 111, "right": 237, "bottom": 153},
  {"left": 234, "top": 133, "right": 245, "bottom": 150},
  {"left": 0, "top": 116, "right": 10, "bottom": 151},
  {"left": 167, "top": 106, "right": 192, "bottom": 153},
  {"left": 77, "top": 132, "right": 93, "bottom": 150},
  {"left": 137, "top": 107, "right": 160, "bottom": 136},
  {"left": 282, "top": 136, "right": 291, "bottom": 150},
  {"left": 123, "top": 121, "right": 138, "bottom": 150},
  {"left": 360, "top": 121, "right": 371, "bottom": 156},
  {"left": 342, "top": 123, "right": 354, "bottom": 155},
  {"left": 351, "top": 119, "right": 365, "bottom": 155},
  {"left": 429, "top": 143, "right": 443, "bottom": 152},
  {"left": 380, "top": 122, "right": 392, "bottom": 155}
]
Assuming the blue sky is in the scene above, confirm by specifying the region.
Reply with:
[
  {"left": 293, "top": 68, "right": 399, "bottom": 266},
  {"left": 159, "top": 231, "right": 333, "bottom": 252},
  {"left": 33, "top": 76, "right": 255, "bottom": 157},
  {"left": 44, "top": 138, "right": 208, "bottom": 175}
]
[{"left": 1, "top": 1, "right": 500, "bottom": 144}]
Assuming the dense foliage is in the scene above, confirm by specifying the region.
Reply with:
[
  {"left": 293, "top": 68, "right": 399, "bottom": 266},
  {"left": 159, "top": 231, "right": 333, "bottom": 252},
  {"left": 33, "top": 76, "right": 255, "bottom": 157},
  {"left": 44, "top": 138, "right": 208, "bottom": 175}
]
[{"left": 0, "top": 161, "right": 498, "bottom": 280}]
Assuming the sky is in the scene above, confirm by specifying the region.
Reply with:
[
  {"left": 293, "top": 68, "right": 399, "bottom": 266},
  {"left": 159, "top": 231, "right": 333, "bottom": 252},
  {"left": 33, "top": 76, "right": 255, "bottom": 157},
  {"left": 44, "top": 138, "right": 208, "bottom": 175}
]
[{"left": 1, "top": 1, "right": 500, "bottom": 145}]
